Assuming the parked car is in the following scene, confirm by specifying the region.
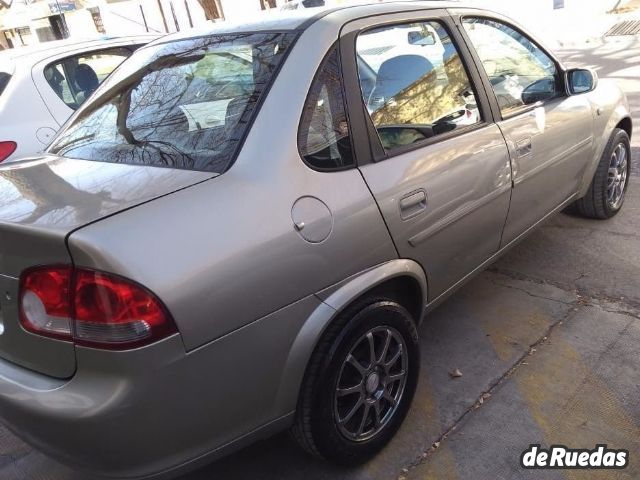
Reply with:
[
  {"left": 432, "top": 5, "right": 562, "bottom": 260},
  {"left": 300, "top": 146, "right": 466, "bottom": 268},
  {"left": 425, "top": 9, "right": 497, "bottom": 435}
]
[
  {"left": 0, "top": 2, "right": 631, "bottom": 479},
  {"left": 0, "top": 35, "right": 156, "bottom": 163}
]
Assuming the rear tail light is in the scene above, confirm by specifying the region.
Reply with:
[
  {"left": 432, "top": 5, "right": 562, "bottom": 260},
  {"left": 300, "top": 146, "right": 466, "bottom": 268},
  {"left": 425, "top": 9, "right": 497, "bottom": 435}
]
[
  {"left": 19, "top": 265, "right": 177, "bottom": 350},
  {"left": 20, "top": 266, "right": 72, "bottom": 340},
  {"left": 0, "top": 141, "right": 17, "bottom": 162}
]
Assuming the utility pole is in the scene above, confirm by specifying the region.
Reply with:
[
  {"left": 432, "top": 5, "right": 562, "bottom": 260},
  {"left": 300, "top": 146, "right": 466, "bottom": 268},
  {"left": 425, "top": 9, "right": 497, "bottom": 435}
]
[{"left": 198, "top": 0, "right": 224, "bottom": 20}]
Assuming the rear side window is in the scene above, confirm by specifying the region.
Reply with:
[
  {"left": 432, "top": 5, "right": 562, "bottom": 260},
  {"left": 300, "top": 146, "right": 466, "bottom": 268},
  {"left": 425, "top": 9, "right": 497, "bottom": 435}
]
[
  {"left": 49, "top": 33, "right": 297, "bottom": 173},
  {"left": 298, "top": 47, "right": 353, "bottom": 170},
  {"left": 0, "top": 72, "right": 11, "bottom": 96},
  {"left": 44, "top": 47, "right": 132, "bottom": 110}
]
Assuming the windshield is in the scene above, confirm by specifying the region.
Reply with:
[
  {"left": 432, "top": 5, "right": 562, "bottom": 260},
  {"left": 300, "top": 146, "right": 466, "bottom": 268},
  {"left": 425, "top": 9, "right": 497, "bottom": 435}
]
[{"left": 48, "top": 32, "right": 296, "bottom": 173}]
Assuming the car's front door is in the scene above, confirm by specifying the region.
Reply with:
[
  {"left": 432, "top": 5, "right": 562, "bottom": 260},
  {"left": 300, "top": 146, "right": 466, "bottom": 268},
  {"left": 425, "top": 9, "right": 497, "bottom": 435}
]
[
  {"left": 456, "top": 12, "right": 595, "bottom": 245},
  {"left": 341, "top": 11, "right": 512, "bottom": 300}
]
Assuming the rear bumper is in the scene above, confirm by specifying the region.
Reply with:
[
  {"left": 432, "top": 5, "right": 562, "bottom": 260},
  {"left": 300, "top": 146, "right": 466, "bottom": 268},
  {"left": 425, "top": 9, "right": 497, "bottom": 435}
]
[
  {"left": 0, "top": 335, "right": 197, "bottom": 478},
  {"left": 0, "top": 294, "right": 322, "bottom": 478}
]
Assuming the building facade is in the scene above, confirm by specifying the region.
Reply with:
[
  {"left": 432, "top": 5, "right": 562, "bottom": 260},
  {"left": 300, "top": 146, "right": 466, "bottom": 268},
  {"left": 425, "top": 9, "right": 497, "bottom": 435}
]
[
  {"left": 0, "top": 0, "right": 630, "bottom": 50},
  {"left": 0, "top": 0, "right": 290, "bottom": 48}
]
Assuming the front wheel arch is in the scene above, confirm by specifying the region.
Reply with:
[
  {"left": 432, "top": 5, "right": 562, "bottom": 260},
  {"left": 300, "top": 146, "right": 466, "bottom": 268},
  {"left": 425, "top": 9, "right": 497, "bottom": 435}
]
[
  {"left": 616, "top": 116, "right": 632, "bottom": 139},
  {"left": 573, "top": 127, "right": 630, "bottom": 219}
]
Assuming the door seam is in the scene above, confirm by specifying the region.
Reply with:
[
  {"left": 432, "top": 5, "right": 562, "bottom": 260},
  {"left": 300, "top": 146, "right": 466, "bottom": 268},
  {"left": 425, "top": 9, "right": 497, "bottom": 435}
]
[{"left": 356, "top": 168, "right": 401, "bottom": 258}]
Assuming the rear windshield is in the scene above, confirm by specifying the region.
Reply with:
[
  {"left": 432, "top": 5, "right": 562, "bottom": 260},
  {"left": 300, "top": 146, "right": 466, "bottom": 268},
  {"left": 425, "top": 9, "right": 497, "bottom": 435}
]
[
  {"left": 48, "top": 32, "right": 296, "bottom": 173},
  {"left": 0, "top": 72, "right": 11, "bottom": 96}
]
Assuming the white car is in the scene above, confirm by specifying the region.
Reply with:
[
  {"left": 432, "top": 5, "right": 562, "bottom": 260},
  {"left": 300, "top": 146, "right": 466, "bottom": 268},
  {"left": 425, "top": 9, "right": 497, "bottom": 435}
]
[{"left": 0, "top": 36, "right": 155, "bottom": 163}]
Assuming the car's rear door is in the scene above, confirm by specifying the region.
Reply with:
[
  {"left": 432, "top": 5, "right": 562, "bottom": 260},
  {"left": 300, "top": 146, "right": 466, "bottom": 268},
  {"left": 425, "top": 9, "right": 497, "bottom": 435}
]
[
  {"left": 341, "top": 10, "right": 512, "bottom": 301},
  {"left": 454, "top": 10, "right": 595, "bottom": 245}
]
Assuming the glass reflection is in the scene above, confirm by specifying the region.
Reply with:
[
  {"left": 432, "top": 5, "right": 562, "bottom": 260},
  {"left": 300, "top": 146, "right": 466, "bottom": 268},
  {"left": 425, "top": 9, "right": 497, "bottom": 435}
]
[{"left": 49, "top": 33, "right": 297, "bottom": 173}]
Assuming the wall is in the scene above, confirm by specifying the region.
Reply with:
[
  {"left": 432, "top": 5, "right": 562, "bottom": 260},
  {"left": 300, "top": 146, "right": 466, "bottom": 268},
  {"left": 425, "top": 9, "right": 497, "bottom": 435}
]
[
  {"left": 1, "top": 0, "right": 292, "bottom": 46},
  {"left": 218, "top": 0, "right": 285, "bottom": 22},
  {"left": 65, "top": 9, "right": 101, "bottom": 39}
]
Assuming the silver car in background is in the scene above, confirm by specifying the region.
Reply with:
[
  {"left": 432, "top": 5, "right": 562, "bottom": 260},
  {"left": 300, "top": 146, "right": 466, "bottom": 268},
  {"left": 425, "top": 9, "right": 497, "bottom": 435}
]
[{"left": 0, "top": 2, "right": 631, "bottom": 478}]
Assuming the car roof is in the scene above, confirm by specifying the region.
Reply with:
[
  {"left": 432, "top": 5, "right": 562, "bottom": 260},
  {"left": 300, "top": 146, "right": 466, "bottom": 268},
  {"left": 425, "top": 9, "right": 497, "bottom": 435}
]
[
  {"left": 152, "top": 1, "right": 463, "bottom": 45},
  {"left": 0, "top": 35, "right": 158, "bottom": 65}
]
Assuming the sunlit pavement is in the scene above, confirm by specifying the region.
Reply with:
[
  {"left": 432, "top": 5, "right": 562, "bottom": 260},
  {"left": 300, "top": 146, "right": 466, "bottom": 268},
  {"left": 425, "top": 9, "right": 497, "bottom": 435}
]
[{"left": 2, "top": 38, "right": 640, "bottom": 480}]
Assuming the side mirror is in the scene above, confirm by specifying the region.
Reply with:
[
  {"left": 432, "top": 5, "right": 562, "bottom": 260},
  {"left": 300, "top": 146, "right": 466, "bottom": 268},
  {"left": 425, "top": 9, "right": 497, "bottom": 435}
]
[
  {"left": 521, "top": 77, "right": 556, "bottom": 105},
  {"left": 408, "top": 30, "right": 436, "bottom": 46},
  {"left": 567, "top": 68, "right": 598, "bottom": 94}
]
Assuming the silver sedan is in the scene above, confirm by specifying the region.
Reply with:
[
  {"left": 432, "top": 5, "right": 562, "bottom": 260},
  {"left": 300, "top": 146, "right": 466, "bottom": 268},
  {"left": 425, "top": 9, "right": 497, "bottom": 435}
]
[{"left": 0, "top": 2, "right": 631, "bottom": 479}]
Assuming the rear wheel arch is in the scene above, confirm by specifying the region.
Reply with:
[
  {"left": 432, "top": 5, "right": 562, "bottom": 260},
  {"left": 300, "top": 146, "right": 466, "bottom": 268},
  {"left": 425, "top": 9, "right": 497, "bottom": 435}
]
[
  {"left": 273, "top": 260, "right": 427, "bottom": 415},
  {"left": 318, "top": 259, "right": 428, "bottom": 326},
  {"left": 352, "top": 276, "right": 424, "bottom": 326},
  {"left": 289, "top": 267, "right": 424, "bottom": 462}
]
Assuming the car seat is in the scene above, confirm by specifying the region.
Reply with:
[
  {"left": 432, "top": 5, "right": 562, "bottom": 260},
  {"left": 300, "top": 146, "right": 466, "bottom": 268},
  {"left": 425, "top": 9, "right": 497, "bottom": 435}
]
[
  {"left": 369, "top": 55, "right": 434, "bottom": 109},
  {"left": 75, "top": 64, "right": 100, "bottom": 105}
]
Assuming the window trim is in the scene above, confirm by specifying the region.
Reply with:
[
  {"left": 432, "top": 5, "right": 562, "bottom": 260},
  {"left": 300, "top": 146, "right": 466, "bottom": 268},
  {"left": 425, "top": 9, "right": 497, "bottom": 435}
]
[
  {"left": 343, "top": 13, "right": 494, "bottom": 163},
  {"left": 43, "top": 45, "right": 136, "bottom": 111},
  {"left": 458, "top": 14, "right": 567, "bottom": 121},
  {"left": 296, "top": 42, "right": 356, "bottom": 173}
]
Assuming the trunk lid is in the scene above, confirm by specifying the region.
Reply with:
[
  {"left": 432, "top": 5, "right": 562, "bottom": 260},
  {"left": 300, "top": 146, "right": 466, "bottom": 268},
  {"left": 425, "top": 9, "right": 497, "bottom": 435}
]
[{"left": 0, "top": 155, "right": 213, "bottom": 377}]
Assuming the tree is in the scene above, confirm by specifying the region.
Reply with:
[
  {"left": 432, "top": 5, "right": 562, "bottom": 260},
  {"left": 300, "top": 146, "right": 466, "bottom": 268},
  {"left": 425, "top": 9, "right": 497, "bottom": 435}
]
[
  {"left": 197, "top": 0, "right": 224, "bottom": 20},
  {"left": 260, "top": 0, "right": 277, "bottom": 9}
]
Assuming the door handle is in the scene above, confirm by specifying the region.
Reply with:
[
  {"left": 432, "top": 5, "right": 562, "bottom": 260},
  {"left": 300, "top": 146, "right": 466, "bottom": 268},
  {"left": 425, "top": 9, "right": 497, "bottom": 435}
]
[
  {"left": 399, "top": 190, "right": 427, "bottom": 220},
  {"left": 516, "top": 137, "right": 532, "bottom": 158}
]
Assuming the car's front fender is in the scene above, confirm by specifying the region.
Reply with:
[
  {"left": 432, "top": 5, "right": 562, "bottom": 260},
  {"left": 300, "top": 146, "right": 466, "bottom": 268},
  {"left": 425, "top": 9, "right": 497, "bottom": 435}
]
[{"left": 578, "top": 79, "right": 632, "bottom": 198}]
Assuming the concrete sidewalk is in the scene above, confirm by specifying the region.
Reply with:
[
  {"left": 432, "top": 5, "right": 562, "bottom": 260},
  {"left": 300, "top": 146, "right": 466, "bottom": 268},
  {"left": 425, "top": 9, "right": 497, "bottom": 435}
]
[{"left": 407, "top": 281, "right": 640, "bottom": 480}]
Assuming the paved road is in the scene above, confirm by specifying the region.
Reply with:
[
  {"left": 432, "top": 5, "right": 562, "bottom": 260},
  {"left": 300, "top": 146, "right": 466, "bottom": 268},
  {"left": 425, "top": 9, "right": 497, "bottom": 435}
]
[{"left": 2, "top": 38, "right": 640, "bottom": 480}]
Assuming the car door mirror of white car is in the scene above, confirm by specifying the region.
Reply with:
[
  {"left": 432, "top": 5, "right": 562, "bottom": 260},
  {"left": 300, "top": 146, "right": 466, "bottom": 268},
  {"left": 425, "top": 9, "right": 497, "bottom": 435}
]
[{"left": 567, "top": 68, "right": 598, "bottom": 95}]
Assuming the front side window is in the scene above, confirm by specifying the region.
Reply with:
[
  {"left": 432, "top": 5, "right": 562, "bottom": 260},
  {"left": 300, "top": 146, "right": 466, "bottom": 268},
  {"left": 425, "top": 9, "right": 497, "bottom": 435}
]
[
  {"left": 49, "top": 33, "right": 296, "bottom": 173},
  {"left": 44, "top": 47, "right": 132, "bottom": 110},
  {"left": 298, "top": 47, "right": 353, "bottom": 170},
  {"left": 356, "top": 21, "right": 481, "bottom": 152},
  {"left": 462, "top": 18, "right": 559, "bottom": 115}
]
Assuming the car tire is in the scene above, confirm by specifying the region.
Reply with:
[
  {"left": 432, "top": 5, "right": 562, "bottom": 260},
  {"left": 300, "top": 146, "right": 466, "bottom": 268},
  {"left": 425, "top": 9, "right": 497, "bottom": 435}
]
[
  {"left": 291, "top": 296, "right": 420, "bottom": 465},
  {"left": 573, "top": 128, "right": 631, "bottom": 219}
]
